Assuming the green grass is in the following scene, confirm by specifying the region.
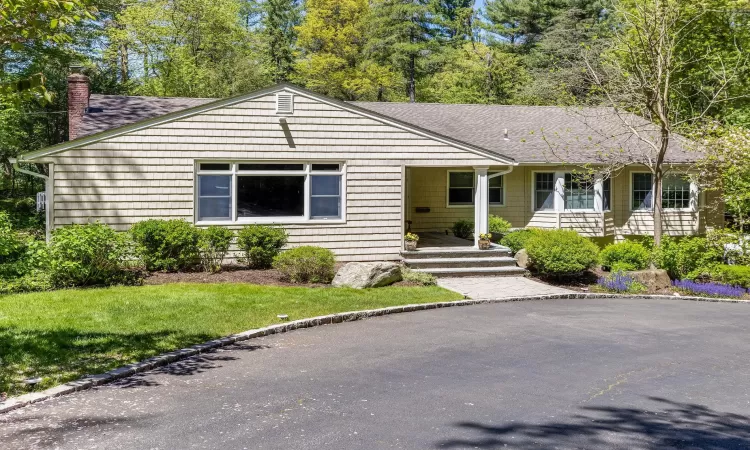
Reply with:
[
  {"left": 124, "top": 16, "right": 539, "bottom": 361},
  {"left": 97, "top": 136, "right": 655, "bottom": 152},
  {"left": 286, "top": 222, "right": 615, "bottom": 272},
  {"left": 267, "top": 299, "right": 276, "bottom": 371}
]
[{"left": 0, "top": 283, "right": 461, "bottom": 396}]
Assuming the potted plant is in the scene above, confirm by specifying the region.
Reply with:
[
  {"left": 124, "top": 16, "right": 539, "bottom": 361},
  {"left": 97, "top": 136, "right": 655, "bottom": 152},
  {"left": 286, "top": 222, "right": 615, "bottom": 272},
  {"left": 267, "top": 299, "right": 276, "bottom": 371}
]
[
  {"left": 404, "top": 232, "right": 419, "bottom": 251},
  {"left": 478, "top": 233, "right": 492, "bottom": 250}
]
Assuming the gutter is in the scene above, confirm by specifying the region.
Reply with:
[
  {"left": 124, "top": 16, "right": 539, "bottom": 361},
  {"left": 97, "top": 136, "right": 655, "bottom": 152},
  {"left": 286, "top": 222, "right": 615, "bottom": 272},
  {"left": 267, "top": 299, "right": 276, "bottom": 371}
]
[
  {"left": 9, "top": 157, "right": 48, "bottom": 181},
  {"left": 489, "top": 166, "right": 513, "bottom": 179},
  {"left": 10, "top": 157, "right": 52, "bottom": 241}
]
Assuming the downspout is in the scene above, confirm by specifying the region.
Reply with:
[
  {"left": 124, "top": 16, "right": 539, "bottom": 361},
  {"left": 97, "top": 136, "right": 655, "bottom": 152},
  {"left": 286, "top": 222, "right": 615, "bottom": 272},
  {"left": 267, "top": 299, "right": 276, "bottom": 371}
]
[{"left": 10, "top": 157, "right": 52, "bottom": 241}]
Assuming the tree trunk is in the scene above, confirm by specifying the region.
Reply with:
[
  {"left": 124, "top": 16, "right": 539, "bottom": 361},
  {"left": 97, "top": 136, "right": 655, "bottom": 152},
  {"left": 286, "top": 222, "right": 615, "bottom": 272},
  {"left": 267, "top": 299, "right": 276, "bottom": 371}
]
[
  {"left": 408, "top": 54, "right": 416, "bottom": 103},
  {"left": 653, "top": 167, "right": 663, "bottom": 247},
  {"left": 653, "top": 128, "right": 670, "bottom": 248},
  {"left": 120, "top": 44, "right": 129, "bottom": 83}
]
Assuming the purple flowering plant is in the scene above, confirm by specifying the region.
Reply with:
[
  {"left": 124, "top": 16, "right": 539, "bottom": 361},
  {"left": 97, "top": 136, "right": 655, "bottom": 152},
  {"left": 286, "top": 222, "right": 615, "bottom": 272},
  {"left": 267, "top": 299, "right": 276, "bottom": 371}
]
[
  {"left": 597, "top": 271, "right": 646, "bottom": 293},
  {"left": 672, "top": 279, "right": 747, "bottom": 298}
]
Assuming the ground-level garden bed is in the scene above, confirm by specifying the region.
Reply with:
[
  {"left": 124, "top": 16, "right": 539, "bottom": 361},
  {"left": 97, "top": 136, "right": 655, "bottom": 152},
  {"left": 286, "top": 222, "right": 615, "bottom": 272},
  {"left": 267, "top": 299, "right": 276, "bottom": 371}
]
[{"left": 0, "top": 283, "right": 461, "bottom": 398}]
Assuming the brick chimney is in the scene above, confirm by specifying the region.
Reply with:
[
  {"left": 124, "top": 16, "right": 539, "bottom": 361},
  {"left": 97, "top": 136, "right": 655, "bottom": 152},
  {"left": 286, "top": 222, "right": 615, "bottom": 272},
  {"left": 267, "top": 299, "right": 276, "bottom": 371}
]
[{"left": 67, "top": 65, "right": 90, "bottom": 141}]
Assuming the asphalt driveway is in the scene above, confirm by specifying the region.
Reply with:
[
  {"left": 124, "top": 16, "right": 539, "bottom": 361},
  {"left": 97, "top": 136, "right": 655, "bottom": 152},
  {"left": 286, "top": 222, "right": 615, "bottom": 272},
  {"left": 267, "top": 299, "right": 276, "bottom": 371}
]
[{"left": 2, "top": 297, "right": 750, "bottom": 449}]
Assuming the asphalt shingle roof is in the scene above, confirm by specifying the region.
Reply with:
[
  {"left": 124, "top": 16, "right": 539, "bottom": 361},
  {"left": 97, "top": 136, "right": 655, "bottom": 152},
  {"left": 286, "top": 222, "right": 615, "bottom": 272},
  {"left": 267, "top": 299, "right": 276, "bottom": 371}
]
[
  {"left": 80, "top": 94, "right": 698, "bottom": 164},
  {"left": 81, "top": 94, "right": 214, "bottom": 137}
]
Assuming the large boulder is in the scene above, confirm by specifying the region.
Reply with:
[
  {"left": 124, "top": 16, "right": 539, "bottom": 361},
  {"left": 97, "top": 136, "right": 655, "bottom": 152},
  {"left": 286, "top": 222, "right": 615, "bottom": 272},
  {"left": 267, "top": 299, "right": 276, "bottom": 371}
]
[
  {"left": 627, "top": 269, "right": 671, "bottom": 291},
  {"left": 514, "top": 248, "right": 532, "bottom": 270},
  {"left": 332, "top": 262, "right": 402, "bottom": 289}
]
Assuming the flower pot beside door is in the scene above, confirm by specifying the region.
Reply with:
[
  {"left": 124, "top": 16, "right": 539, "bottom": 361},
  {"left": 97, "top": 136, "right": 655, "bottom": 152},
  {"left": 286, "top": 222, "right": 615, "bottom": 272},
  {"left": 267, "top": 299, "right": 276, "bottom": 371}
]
[
  {"left": 478, "top": 233, "right": 492, "bottom": 250},
  {"left": 404, "top": 233, "right": 419, "bottom": 251}
]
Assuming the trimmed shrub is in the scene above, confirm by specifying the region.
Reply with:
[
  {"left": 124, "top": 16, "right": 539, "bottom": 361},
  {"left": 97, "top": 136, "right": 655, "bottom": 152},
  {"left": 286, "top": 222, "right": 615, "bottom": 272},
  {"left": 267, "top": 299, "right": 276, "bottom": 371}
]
[
  {"left": 525, "top": 229, "right": 599, "bottom": 277},
  {"left": 198, "top": 226, "right": 234, "bottom": 273},
  {"left": 600, "top": 241, "right": 651, "bottom": 272},
  {"left": 500, "top": 229, "right": 538, "bottom": 254},
  {"left": 488, "top": 215, "right": 511, "bottom": 240},
  {"left": 130, "top": 219, "right": 201, "bottom": 272},
  {"left": 273, "top": 246, "right": 335, "bottom": 283},
  {"left": 236, "top": 225, "right": 288, "bottom": 269},
  {"left": 48, "top": 222, "right": 135, "bottom": 287},
  {"left": 653, "top": 236, "right": 722, "bottom": 279},
  {"left": 452, "top": 219, "right": 473, "bottom": 239},
  {"left": 707, "top": 264, "right": 750, "bottom": 289},
  {"left": 402, "top": 267, "right": 437, "bottom": 286}
]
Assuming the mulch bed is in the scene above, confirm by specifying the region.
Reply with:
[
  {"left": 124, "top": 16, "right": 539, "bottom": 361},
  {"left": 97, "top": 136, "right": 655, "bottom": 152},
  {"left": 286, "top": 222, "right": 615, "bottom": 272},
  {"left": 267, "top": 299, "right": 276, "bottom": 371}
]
[
  {"left": 528, "top": 269, "right": 694, "bottom": 296},
  {"left": 143, "top": 265, "right": 422, "bottom": 288}
]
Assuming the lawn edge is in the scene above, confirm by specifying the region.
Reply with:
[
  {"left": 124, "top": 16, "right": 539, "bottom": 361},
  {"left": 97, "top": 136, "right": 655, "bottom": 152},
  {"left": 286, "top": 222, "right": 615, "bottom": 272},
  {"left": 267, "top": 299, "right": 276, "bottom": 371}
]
[{"left": 1, "top": 292, "right": 748, "bottom": 414}]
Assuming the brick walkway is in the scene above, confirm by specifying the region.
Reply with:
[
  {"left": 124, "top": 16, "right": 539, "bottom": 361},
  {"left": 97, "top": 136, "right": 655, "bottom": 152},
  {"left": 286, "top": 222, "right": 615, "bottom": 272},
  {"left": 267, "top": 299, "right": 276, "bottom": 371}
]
[{"left": 437, "top": 276, "right": 573, "bottom": 300}]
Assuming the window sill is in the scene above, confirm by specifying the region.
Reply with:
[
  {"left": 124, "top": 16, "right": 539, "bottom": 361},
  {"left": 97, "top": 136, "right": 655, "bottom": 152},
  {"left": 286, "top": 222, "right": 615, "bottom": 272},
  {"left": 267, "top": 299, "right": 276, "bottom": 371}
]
[
  {"left": 629, "top": 209, "right": 695, "bottom": 213},
  {"left": 196, "top": 218, "right": 346, "bottom": 226},
  {"left": 447, "top": 204, "right": 506, "bottom": 208}
]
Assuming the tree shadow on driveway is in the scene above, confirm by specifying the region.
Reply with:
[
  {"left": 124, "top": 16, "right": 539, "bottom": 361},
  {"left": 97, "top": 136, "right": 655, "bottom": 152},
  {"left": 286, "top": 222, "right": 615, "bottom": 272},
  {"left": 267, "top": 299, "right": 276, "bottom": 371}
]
[
  {"left": 108, "top": 342, "right": 270, "bottom": 388},
  {"left": 437, "top": 397, "right": 750, "bottom": 449}
]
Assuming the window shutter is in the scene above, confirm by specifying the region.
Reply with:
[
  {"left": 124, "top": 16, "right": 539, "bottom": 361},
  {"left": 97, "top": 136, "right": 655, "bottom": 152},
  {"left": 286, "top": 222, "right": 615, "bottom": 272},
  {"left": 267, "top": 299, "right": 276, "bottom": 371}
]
[{"left": 276, "top": 93, "right": 294, "bottom": 114}]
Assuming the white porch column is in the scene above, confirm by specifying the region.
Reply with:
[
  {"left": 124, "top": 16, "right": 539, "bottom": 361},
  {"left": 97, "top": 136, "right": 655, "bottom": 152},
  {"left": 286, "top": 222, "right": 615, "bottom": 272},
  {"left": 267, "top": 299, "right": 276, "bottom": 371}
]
[{"left": 474, "top": 167, "right": 489, "bottom": 248}]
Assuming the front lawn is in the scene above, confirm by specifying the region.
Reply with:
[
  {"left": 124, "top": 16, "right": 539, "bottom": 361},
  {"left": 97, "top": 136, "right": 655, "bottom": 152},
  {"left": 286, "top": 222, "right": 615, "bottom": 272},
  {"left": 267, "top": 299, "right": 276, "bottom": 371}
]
[{"left": 0, "top": 283, "right": 461, "bottom": 397}]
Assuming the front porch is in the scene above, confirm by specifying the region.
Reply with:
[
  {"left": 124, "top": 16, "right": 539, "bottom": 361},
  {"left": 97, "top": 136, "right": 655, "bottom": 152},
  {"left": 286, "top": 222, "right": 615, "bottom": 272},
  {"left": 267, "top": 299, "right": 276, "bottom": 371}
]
[
  {"left": 405, "top": 166, "right": 510, "bottom": 249},
  {"left": 401, "top": 232, "right": 524, "bottom": 277}
]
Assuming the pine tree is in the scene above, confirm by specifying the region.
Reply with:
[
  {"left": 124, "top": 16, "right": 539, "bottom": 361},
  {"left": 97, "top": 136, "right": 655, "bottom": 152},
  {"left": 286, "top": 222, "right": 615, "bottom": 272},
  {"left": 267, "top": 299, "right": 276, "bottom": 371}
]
[
  {"left": 261, "top": 0, "right": 302, "bottom": 82},
  {"left": 431, "top": 0, "right": 476, "bottom": 44},
  {"left": 367, "top": 0, "right": 441, "bottom": 102},
  {"left": 483, "top": 0, "right": 562, "bottom": 48}
]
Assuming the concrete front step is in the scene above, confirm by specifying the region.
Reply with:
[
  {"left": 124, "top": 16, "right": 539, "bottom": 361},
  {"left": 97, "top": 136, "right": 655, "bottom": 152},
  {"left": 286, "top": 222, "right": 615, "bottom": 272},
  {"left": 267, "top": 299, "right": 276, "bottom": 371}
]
[
  {"left": 403, "top": 256, "right": 518, "bottom": 269},
  {"left": 411, "top": 266, "right": 528, "bottom": 277},
  {"left": 401, "top": 247, "right": 512, "bottom": 259}
]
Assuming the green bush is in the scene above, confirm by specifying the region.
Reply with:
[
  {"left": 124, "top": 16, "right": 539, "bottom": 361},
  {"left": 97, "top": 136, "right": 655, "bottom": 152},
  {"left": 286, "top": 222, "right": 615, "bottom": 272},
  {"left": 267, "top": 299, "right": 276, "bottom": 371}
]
[
  {"left": 653, "top": 236, "right": 723, "bottom": 279},
  {"left": 707, "top": 228, "right": 750, "bottom": 265},
  {"left": 500, "top": 229, "right": 538, "bottom": 254},
  {"left": 707, "top": 264, "right": 750, "bottom": 288},
  {"left": 0, "top": 211, "right": 27, "bottom": 278},
  {"left": 198, "top": 226, "right": 234, "bottom": 273},
  {"left": 48, "top": 222, "right": 136, "bottom": 287},
  {"left": 0, "top": 272, "right": 52, "bottom": 295},
  {"left": 401, "top": 267, "right": 437, "bottom": 286},
  {"left": 600, "top": 241, "right": 651, "bottom": 271},
  {"left": 525, "top": 229, "right": 600, "bottom": 277},
  {"left": 452, "top": 219, "right": 474, "bottom": 239},
  {"left": 130, "top": 219, "right": 201, "bottom": 272},
  {"left": 13, "top": 197, "right": 36, "bottom": 215},
  {"left": 236, "top": 225, "right": 288, "bottom": 269},
  {"left": 273, "top": 246, "right": 335, "bottom": 283},
  {"left": 488, "top": 215, "right": 511, "bottom": 240}
]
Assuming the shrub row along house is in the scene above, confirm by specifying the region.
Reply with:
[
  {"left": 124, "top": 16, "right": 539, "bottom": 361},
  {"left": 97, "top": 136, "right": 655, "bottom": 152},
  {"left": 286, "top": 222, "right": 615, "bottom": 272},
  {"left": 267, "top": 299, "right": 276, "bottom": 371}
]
[{"left": 11, "top": 70, "right": 722, "bottom": 262}]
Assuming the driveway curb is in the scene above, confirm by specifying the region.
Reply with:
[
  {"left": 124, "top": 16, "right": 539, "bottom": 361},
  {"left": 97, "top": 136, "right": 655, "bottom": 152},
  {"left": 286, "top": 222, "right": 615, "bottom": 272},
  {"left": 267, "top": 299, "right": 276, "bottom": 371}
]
[{"left": 1, "top": 292, "right": 747, "bottom": 414}]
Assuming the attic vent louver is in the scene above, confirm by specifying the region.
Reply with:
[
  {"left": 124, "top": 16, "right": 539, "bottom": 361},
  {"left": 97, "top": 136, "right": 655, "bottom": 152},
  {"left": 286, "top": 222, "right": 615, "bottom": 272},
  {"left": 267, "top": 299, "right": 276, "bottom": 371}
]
[{"left": 276, "top": 93, "right": 294, "bottom": 114}]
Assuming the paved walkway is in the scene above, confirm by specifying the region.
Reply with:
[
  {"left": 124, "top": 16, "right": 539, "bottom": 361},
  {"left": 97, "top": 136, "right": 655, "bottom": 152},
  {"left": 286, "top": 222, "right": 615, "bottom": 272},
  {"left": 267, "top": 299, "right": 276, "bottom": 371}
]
[{"left": 438, "top": 275, "right": 573, "bottom": 299}]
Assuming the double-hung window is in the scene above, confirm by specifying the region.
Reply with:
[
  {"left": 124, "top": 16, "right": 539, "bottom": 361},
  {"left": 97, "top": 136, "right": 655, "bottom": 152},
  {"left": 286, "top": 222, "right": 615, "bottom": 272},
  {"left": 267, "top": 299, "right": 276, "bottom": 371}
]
[
  {"left": 662, "top": 174, "right": 691, "bottom": 209},
  {"left": 564, "top": 173, "right": 595, "bottom": 210},
  {"left": 447, "top": 171, "right": 505, "bottom": 206},
  {"left": 631, "top": 172, "right": 692, "bottom": 211},
  {"left": 632, "top": 173, "right": 654, "bottom": 210},
  {"left": 534, "top": 172, "right": 555, "bottom": 211},
  {"left": 196, "top": 162, "right": 344, "bottom": 223}
]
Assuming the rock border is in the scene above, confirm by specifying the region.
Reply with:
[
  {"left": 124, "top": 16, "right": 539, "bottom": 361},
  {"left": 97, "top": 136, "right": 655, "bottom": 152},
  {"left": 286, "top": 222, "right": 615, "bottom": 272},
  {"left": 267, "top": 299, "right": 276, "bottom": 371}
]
[{"left": 1, "top": 292, "right": 747, "bottom": 414}]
